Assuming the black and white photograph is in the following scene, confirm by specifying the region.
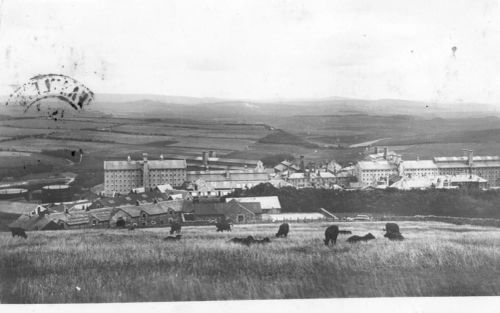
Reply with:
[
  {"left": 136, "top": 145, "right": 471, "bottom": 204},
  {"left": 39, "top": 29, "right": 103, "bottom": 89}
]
[{"left": 1, "top": 0, "right": 500, "bottom": 310}]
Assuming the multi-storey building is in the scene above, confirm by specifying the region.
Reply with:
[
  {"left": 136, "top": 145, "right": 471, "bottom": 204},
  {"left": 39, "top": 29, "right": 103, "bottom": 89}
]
[
  {"left": 434, "top": 154, "right": 500, "bottom": 187},
  {"left": 104, "top": 153, "right": 187, "bottom": 195}
]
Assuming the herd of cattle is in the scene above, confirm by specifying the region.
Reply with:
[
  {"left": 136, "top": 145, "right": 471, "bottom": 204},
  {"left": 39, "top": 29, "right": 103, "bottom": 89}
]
[{"left": 10, "top": 221, "right": 405, "bottom": 246}]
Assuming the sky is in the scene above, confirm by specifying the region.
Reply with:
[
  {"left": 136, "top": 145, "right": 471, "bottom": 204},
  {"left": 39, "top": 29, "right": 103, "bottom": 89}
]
[{"left": 0, "top": 0, "right": 499, "bottom": 104}]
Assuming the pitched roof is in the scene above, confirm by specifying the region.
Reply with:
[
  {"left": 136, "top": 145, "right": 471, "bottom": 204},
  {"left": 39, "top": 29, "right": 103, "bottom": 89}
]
[
  {"left": 402, "top": 160, "right": 438, "bottom": 169},
  {"left": 237, "top": 202, "right": 262, "bottom": 214},
  {"left": 89, "top": 208, "right": 114, "bottom": 222},
  {"left": 357, "top": 161, "right": 397, "bottom": 171},
  {"left": 186, "top": 170, "right": 269, "bottom": 182},
  {"left": 104, "top": 159, "right": 186, "bottom": 170},
  {"left": 225, "top": 196, "right": 281, "bottom": 210}
]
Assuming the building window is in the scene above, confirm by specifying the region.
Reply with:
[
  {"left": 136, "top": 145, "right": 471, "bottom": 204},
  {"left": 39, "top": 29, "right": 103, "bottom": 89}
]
[
  {"left": 237, "top": 215, "right": 244, "bottom": 222},
  {"left": 142, "top": 213, "right": 147, "bottom": 218}
]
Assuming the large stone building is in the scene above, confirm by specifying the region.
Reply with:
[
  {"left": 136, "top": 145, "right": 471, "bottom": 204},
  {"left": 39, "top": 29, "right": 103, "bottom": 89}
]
[
  {"left": 104, "top": 153, "right": 187, "bottom": 195},
  {"left": 356, "top": 148, "right": 500, "bottom": 188},
  {"left": 434, "top": 154, "right": 500, "bottom": 187}
]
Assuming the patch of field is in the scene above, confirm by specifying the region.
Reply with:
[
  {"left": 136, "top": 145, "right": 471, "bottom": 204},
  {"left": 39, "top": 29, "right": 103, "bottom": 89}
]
[
  {"left": 112, "top": 124, "right": 269, "bottom": 140},
  {"left": 0, "top": 118, "right": 120, "bottom": 130},
  {"left": 1, "top": 221, "right": 499, "bottom": 303},
  {"left": 0, "top": 127, "right": 53, "bottom": 138},
  {"left": 388, "top": 143, "right": 500, "bottom": 160},
  {"left": 0, "top": 152, "right": 68, "bottom": 168},
  {"left": 47, "top": 130, "right": 178, "bottom": 145}
]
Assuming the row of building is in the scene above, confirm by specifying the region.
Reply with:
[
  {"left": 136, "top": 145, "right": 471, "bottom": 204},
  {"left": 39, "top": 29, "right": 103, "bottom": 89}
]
[
  {"left": 102, "top": 148, "right": 500, "bottom": 200},
  {"left": 9, "top": 191, "right": 321, "bottom": 231},
  {"left": 355, "top": 147, "right": 500, "bottom": 189}
]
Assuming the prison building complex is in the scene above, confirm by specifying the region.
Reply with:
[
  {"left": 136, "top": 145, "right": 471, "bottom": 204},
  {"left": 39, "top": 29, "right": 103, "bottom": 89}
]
[{"left": 104, "top": 153, "right": 187, "bottom": 195}]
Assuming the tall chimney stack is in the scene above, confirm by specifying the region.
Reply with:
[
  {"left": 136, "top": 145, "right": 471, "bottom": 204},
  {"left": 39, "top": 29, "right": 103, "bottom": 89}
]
[
  {"left": 300, "top": 155, "right": 305, "bottom": 172},
  {"left": 209, "top": 150, "right": 216, "bottom": 158},
  {"left": 202, "top": 151, "right": 208, "bottom": 169},
  {"left": 468, "top": 150, "right": 474, "bottom": 166},
  {"left": 375, "top": 146, "right": 379, "bottom": 154},
  {"left": 384, "top": 147, "right": 388, "bottom": 160}
]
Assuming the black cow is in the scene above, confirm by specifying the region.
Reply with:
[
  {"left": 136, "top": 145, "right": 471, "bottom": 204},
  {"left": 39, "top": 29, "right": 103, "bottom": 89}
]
[
  {"left": 254, "top": 237, "right": 271, "bottom": 244},
  {"left": 275, "top": 223, "right": 289, "bottom": 238},
  {"left": 11, "top": 228, "right": 27, "bottom": 239},
  {"left": 229, "top": 236, "right": 270, "bottom": 246},
  {"left": 347, "top": 233, "right": 376, "bottom": 243},
  {"left": 384, "top": 223, "right": 400, "bottom": 235},
  {"left": 170, "top": 221, "right": 182, "bottom": 235},
  {"left": 216, "top": 220, "right": 232, "bottom": 232},
  {"left": 385, "top": 232, "right": 405, "bottom": 241},
  {"left": 324, "top": 225, "right": 339, "bottom": 246},
  {"left": 338, "top": 230, "right": 352, "bottom": 235},
  {"left": 383, "top": 223, "right": 404, "bottom": 241},
  {"left": 164, "top": 234, "right": 182, "bottom": 241},
  {"left": 128, "top": 226, "right": 135, "bottom": 231},
  {"left": 230, "top": 235, "right": 255, "bottom": 246}
]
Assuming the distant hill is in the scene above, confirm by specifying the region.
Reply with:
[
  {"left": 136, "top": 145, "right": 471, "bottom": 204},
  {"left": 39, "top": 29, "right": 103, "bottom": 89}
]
[{"left": 1, "top": 92, "right": 499, "bottom": 120}]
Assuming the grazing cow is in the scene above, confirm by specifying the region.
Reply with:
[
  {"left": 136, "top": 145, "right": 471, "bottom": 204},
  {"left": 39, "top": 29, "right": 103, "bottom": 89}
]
[
  {"left": 347, "top": 233, "right": 376, "bottom": 243},
  {"left": 324, "top": 225, "right": 339, "bottom": 246},
  {"left": 384, "top": 223, "right": 400, "bottom": 235},
  {"left": 216, "top": 220, "right": 232, "bottom": 232},
  {"left": 11, "top": 228, "right": 27, "bottom": 239},
  {"left": 229, "top": 236, "right": 270, "bottom": 246},
  {"left": 170, "top": 221, "right": 182, "bottom": 235},
  {"left": 230, "top": 235, "right": 255, "bottom": 246},
  {"left": 383, "top": 223, "right": 404, "bottom": 241},
  {"left": 128, "top": 226, "right": 135, "bottom": 231},
  {"left": 338, "top": 230, "right": 352, "bottom": 235},
  {"left": 275, "top": 223, "right": 289, "bottom": 238},
  {"left": 254, "top": 237, "right": 271, "bottom": 244},
  {"left": 385, "top": 232, "right": 404, "bottom": 241},
  {"left": 163, "top": 234, "right": 182, "bottom": 241}
]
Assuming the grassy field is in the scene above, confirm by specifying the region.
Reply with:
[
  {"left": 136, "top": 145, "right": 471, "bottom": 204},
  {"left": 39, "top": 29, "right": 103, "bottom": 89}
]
[{"left": 1, "top": 221, "right": 499, "bottom": 303}]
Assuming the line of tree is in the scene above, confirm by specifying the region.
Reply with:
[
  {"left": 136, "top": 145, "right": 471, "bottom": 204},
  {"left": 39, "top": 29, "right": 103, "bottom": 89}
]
[{"left": 226, "top": 183, "right": 500, "bottom": 219}]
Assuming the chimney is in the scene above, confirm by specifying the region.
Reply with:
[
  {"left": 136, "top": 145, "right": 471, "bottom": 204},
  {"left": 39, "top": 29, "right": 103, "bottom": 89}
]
[
  {"left": 127, "top": 155, "right": 131, "bottom": 162},
  {"left": 160, "top": 154, "right": 164, "bottom": 160},
  {"left": 142, "top": 153, "right": 148, "bottom": 162},
  {"left": 202, "top": 151, "right": 208, "bottom": 169},
  {"left": 300, "top": 155, "right": 305, "bottom": 172},
  {"left": 209, "top": 150, "right": 216, "bottom": 158},
  {"left": 225, "top": 168, "right": 230, "bottom": 179},
  {"left": 374, "top": 146, "right": 379, "bottom": 154},
  {"left": 468, "top": 150, "right": 474, "bottom": 166},
  {"left": 384, "top": 147, "right": 388, "bottom": 160}
]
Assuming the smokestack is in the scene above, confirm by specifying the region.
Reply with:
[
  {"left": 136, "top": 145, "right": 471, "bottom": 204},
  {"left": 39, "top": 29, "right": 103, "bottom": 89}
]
[
  {"left": 142, "top": 153, "right": 148, "bottom": 162},
  {"left": 300, "top": 155, "right": 305, "bottom": 172},
  {"left": 202, "top": 151, "right": 208, "bottom": 169},
  {"left": 384, "top": 147, "right": 388, "bottom": 160},
  {"left": 468, "top": 150, "right": 474, "bottom": 166},
  {"left": 209, "top": 150, "right": 216, "bottom": 158},
  {"left": 375, "top": 147, "right": 379, "bottom": 154},
  {"left": 225, "top": 168, "right": 230, "bottom": 179}
]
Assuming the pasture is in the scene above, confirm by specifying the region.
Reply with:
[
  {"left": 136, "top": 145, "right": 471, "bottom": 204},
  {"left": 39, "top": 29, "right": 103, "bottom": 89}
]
[{"left": 1, "top": 221, "right": 500, "bottom": 303}]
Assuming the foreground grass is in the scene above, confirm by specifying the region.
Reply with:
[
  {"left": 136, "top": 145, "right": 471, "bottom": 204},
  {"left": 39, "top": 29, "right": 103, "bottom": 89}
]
[{"left": 1, "top": 221, "right": 500, "bottom": 303}]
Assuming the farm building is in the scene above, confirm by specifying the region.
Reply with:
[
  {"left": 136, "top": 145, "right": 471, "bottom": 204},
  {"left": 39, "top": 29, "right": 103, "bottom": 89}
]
[
  {"left": 8, "top": 214, "right": 61, "bottom": 231},
  {"left": 109, "top": 199, "right": 192, "bottom": 228},
  {"left": 225, "top": 196, "right": 281, "bottom": 214},
  {"left": 88, "top": 190, "right": 172, "bottom": 210},
  {"left": 261, "top": 213, "right": 328, "bottom": 222},
  {"left": 187, "top": 199, "right": 262, "bottom": 224}
]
